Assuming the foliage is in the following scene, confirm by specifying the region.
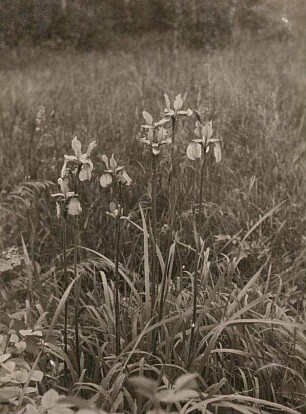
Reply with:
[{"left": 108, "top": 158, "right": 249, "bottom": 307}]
[
  {"left": 0, "top": 30, "right": 305, "bottom": 414},
  {"left": 0, "top": 0, "right": 304, "bottom": 50}
]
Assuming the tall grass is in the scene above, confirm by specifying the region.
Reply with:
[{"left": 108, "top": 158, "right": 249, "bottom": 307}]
[{"left": 0, "top": 37, "right": 305, "bottom": 413}]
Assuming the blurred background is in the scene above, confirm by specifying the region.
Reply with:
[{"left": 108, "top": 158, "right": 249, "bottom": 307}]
[{"left": 0, "top": 0, "right": 304, "bottom": 51}]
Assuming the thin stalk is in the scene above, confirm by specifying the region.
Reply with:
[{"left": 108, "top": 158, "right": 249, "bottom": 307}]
[
  {"left": 151, "top": 153, "right": 158, "bottom": 313},
  {"left": 159, "top": 117, "right": 176, "bottom": 318},
  {"left": 153, "top": 118, "right": 176, "bottom": 354},
  {"left": 114, "top": 182, "right": 122, "bottom": 355},
  {"left": 188, "top": 154, "right": 207, "bottom": 368},
  {"left": 168, "top": 116, "right": 176, "bottom": 247},
  {"left": 74, "top": 216, "right": 81, "bottom": 376},
  {"left": 73, "top": 166, "right": 81, "bottom": 375},
  {"left": 62, "top": 218, "right": 68, "bottom": 383}
]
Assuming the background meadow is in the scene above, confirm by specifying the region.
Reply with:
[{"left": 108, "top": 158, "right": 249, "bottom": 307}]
[{"left": 0, "top": 1, "right": 305, "bottom": 413}]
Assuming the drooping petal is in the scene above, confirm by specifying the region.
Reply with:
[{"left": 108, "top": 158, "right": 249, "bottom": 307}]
[
  {"left": 109, "top": 154, "right": 117, "bottom": 171},
  {"left": 86, "top": 141, "right": 97, "bottom": 157},
  {"left": 100, "top": 173, "right": 113, "bottom": 187},
  {"left": 164, "top": 93, "right": 171, "bottom": 110},
  {"left": 152, "top": 147, "right": 160, "bottom": 156},
  {"left": 142, "top": 111, "right": 153, "bottom": 125},
  {"left": 79, "top": 162, "right": 93, "bottom": 181},
  {"left": 71, "top": 136, "right": 82, "bottom": 160},
  {"left": 101, "top": 154, "right": 109, "bottom": 170},
  {"left": 58, "top": 177, "right": 70, "bottom": 196},
  {"left": 174, "top": 94, "right": 183, "bottom": 112},
  {"left": 213, "top": 142, "right": 222, "bottom": 163},
  {"left": 68, "top": 197, "right": 82, "bottom": 216},
  {"left": 121, "top": 170, "right": 132, "bottom": 186},
  {"left": 186, "top": 142, "right": 202, "bottom": 160}
]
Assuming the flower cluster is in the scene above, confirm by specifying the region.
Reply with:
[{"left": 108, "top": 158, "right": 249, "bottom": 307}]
[
  {"left": 140, "top": 93, "right": 221, "bottom": 163},
  {"left": 52, "top": 136, "right": 96, "bottom": 219},
  {"left": 140, "top": 94, "right": 193, "bottom": 156}
]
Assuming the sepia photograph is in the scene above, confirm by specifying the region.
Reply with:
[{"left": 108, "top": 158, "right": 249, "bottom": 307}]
[{"left": 0, "top": 1, "right": 305, "bottom": 413}]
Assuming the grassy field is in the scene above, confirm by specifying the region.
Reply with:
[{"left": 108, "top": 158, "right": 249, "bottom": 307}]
[{"left": 0, "top": 37, "right": 305, "bottom": 413}]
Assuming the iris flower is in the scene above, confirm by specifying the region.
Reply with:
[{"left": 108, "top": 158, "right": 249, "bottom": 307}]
[
  {"left": 52, "top": 162, "right": 82, "bottom": 218},
  {"left": 164, "top": 94, "right": 193, "bottom": 119},
  {"left": 186, "top": 120, "right": 221, "bottom": 163},
  {"left": 140, "top": 125, "right": 171, "bottom": 156},
  {"left": 100, "top": 154, "right": 132, "bottom": 188},
  {"left": 64, "top": 136, "right": 96, "bottom": 181}
]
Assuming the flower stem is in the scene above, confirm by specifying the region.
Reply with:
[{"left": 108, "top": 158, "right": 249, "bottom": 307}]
[
  {"left": 154, "top": 117, "right": 176, "bottom": 353},
  {"left": 114, "top": 182, "right": 122, "bottom": 356},
  {"left": 168, "top": 116, "right": 176, "bottom": 247},
  {"left": 160, "top": 117, "right": 176, "bottom": 313},
  {"left": 151, "top": 153, "right": 158, "bottom": 313},
  {"left": 63, "top": 218, "right": 68, "bottom": 384},
  {"left": 74, "top": 216, "right": 81, "bottom": 376},
  {"left": 188, "top": 154, "right": 207, "bottom": 369}
]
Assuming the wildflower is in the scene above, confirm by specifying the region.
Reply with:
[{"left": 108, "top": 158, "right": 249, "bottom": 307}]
[
  {"left": 64, "top": 136, "right": 97, "bottom": 181},
  {"left": 140, "top": 125, "right": 171, "bottom": 156},
  {"left": 186, "top": 119, "right": 221, "bottom": 162},
  {"left": 100, "top": 154, "right": 132, "bottom": 188},
  {"left": 164, "top": 94, "right": 193, "bottom": 119},
  {"left": 52, "top": 162, "right": 82, "bottom": 218}
]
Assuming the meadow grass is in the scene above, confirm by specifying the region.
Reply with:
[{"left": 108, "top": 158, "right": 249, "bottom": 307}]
[{"left": 0, "top": 38, "right": 305, "bottom": 413}]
